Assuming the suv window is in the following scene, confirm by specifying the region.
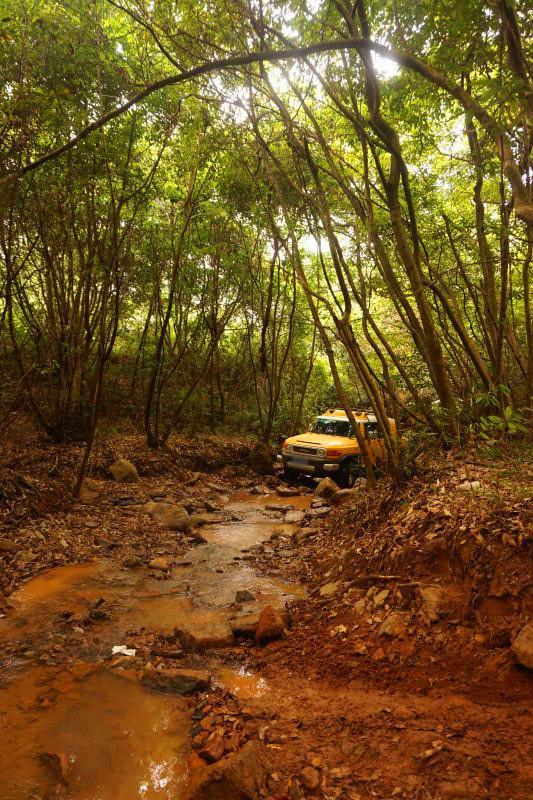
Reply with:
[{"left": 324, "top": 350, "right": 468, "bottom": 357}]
[
  {"left": 365, "top": 422, "right": 380, "bottom": 439},
  {"left": 311, "top": 418, "right": 353, "bottom": 437}
]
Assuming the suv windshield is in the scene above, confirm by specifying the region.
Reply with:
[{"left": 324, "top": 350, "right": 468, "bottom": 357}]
[{"left": 311, "top": 418, "right": 353, "bottom": 437}]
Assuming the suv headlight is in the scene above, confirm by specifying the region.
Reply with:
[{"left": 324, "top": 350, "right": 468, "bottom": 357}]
[{"left": 317, "top": 447, "right": 327, "bottom": 457}]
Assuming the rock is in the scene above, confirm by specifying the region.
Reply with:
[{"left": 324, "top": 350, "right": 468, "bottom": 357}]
[
  {"left": 142, "top": 667, "right": 211, "bottom": 695},
  {"left": 378, "top": 612, "right": 407, "bottom": 638},
  {"left": 319, "top": 581, "right": 340, "bottom": 598},
  {"left": 314, "top": 477, "right": 338, "bottom": 500},
  {"left": 250, "top": 485, "right": 269, "bottom": 495},
  {"left": 176, "top": 621, "right": 234, "bottom": 651},
  {"left": 109, "top": 458, "right": 138, "bottom": 482},
  {"left": 186, "top": 740, "right": 268, "bottom": 800},
  {"left": 285, "top": 510, "right": 305, "bottom": 524},
  {"left": 198, "top": 729, "right": 225, "bottom": 764},
  {"left": 78, "top": 477, "right": 101, "bottom": 502},
  {"left": 271, "top": 522, "right": 300, "bottom": 537},
  {"left": 235, "top": 590, "right": 255, "bottom": 603},
  {"left": 276, "top": 486, "right": 300, "bottom": 497},
  {"left": 255, "top": 605, "right": 285, "bottom": 644},
  {"left": 373, "top": 589, "right": 390, "bottom": 608},
  {"left": 294, "top": 527, "right": 318, "bottom": 545},
  {"left": 300, "top": 765, "right": 320, "bottom": 792},
  {"left": 418, "top": 585, "right": 463, "bottom": 623},
  {"left": 264, "top": 503, "right": 292, "bottom": 512},
  {"left": 159, "top": 506, "right": 190, "bottom": 531},
  {"left": 512, "top": 623, "right": 533, "bottom": 669},
  {"left": 330, "top": 488, "right": 356, "bottom": 507},
  {"left": 230, "top": 613, "right": 261, "bottom": 638},
  {"left": 149, "top": 556, "right": 170, "bottom": 571},
  {"left": 123, "top": 556, "right": 143, "bottom": 568},
  {"left": 305, "top": 507, "right": 330, "bottom": 519},
  {"left": 458, "top": 480, "right": 481, "bottom": 494}
]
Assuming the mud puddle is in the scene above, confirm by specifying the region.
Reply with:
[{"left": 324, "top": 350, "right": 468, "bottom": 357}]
[
  {"left": 1, "top": 664, "right": 190, "bottom": 800},
  {"left": 0, "top": 490, "right": 309, "bottom": 799}
]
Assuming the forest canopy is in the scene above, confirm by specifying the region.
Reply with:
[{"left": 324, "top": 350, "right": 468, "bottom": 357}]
[{"left": 0, "top": 0, "right": 531, "bottom": 479}]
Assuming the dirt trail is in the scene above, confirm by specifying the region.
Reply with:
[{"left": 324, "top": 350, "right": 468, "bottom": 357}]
[{"left": 0, "top": 482, "right": 531, "bottom": 800}]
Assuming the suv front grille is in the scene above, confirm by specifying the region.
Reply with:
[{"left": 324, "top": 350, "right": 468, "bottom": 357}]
[{"left": 293, "top": 446, "right": 317, "bottom": 455}]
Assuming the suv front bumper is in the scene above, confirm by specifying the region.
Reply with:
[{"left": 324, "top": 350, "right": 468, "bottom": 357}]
[{"left": 279, "top": 454, "right": 340, "bottom": 476}]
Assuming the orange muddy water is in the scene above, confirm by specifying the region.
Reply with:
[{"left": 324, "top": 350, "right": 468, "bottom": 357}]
[{"left": 0, "top": 491, "right": 309, "bottom": 799}]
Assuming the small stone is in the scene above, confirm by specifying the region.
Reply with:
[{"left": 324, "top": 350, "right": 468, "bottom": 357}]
[
  {"left": 285, "top": 510, "right": 305, "bottom": 524},
  {"left": 109, "top": 458, "right": 138, "bottom": 482},
  {"left": 305, "top": 506, "right": 330, "bottom": 518},
  {"left": 123, "top": 556, "right": 143, "bottom": 568},
  {"left": 300, "top": 765, "right": 320, "bottom": 791},
  {"left": 198, "top": 729, "right": 225, "bottom": 764},
  {"left": 512, "top": 623, "right": 533, "bottom": 669},
  {"left": 149, "top": 556, "right": 170, "bottom": 571},
  {"left": 319, "top": 581, "right": 340, "bottom": 598},
  {"left": 79, "top": 477, "right": 101, "bottom": 502},
  {"left": 458, "top": 480, "right": 481, "bottom": 494},
  {"left": 294, "top": 527, "right": 318, "bottom": 545},
  {"left": 330, "top": 488, "right": 357, "bottom": 506},
  {"left": 235, "top": 590, "right": 255, "bottom": 603},
  {"left": 276, "top": 486, "right": 300, "bottom": 497},
  {"left": 265, "top": 503, "right": 293, "bottom": 512},
  {"left": 373, "top": 589, "right": 390, "bottom": 608},
  {"left": 271, "top": 522, "right": 300, "bottom": 537},
  {"left": 378, "top": 612, "right": 407, "bottom": 638}
]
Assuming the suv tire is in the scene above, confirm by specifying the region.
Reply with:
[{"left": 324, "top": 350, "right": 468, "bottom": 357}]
[
  {"left": 283, "top": 466, "right": 299, "bottom": 483},
  {"left": 336, "top": 458, "right": 362, "bottom": 488}
]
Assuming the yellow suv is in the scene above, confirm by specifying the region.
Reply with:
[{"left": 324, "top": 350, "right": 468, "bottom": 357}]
[{"left": 281, "top": 409, "right": 395, "bottom": 488}]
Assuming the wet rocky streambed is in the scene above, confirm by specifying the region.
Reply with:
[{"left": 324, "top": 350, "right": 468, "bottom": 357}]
[{"left": 0, "top": 490, "right": 310, "bottom": 800}]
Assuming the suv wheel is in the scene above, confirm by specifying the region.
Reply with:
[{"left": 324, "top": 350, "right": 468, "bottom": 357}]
[
  {"left": 283, "top": 466, "right": 299, "bottom": 483},
  {"left": 336, "top": 458, "right": 362, "bottom": 489}
]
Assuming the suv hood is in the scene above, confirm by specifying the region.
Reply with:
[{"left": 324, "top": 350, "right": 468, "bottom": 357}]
[{"left": 285, "top": 432, "right": 354, "bottom": 448}]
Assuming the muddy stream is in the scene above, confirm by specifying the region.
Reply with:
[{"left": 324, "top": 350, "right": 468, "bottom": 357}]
[{"left": 0, "top": 492, "right": 309, "bottom": 800}]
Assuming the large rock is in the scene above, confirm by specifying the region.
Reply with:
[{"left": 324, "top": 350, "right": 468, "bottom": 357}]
[
  {"left": 315, "top": 477, "right": 338, "bottom": 500},
  {"left": 142, "top": 668, "right": 211, "bottom": 695},
  {"left": 109, "top": 458, "right": 139, "bottom": 482},
  {"left": 186, "top": 740, "right": 268, "bottom": 800},
  {"left": 512, "top": 623, "right": 533, "bottom": 669},
  {"left": 229, "top": 613, "right": 261, "bottom": 638},
  {"left": 255, "top": 605, "right": 285, "bottom": 644},
  {"left": 247, "top": 443, "right": 274, "bottom": 476}
]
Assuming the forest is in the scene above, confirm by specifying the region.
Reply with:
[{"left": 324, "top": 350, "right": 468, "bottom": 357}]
[{"left": 0, "top": 2, "right": 531, "bottom": 800}]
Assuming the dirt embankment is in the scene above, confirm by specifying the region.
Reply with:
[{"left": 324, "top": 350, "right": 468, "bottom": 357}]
[{"left": 254, "top": 446, "right": 533, "bottom": 700}]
